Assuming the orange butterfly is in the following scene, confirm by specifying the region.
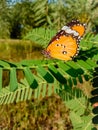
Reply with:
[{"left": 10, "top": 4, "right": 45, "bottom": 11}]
[{"left": 42, "top": 20, "right": 86, "bottom": 61}]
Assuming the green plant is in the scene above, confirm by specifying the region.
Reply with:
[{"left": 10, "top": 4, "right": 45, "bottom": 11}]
[
  {"left": 24, "top": 27, "right": 56, "bottom": 47},
  {"left": 62, "top": 0, "right": 98, "bottom": 32},
  {"left": 0, "top": 0, "right": 11, "bottom": 38},
  {"left": 1, "top": 0, "right": 98, "bottom": 39},
  {"left": 1, "top": 28, "right": 98, "bottom": 129}
]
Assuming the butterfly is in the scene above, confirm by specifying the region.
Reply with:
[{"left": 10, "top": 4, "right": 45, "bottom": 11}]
[{"left": 42, "top": 20, "right": 86, "bottom": 61}]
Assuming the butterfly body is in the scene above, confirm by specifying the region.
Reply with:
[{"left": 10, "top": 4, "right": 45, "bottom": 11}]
[{"left": 43, "top": 20, "right": 86, "bottom": 61}]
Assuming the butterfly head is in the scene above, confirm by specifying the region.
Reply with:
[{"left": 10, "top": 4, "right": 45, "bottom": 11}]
[{"left": 42, "top": 49, "right": 51, "bottom": 58}]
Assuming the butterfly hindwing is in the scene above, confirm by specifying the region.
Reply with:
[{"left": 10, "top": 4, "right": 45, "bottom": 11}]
[{"left": 46, "top": 35, "right": 79, "bottom": 60}]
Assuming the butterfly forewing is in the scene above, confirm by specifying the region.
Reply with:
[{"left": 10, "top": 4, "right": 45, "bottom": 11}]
[
  {"left": 67, "top": 20, "right": 86, "bottom": 37},
  {"left": 71, "top": 24, "right": 86, "bottom": 37}
]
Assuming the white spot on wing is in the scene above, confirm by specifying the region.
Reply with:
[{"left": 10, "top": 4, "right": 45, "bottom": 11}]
[
  {"left": 62, "top": 26, "right": 69, "bottom": 31},
  {"left": 61, "top": 25, "right": 79, "bottom": 36}
]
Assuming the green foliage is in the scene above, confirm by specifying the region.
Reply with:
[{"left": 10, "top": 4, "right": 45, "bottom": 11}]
[
  {"left": 24, "top": 27, "right": 56, "bottom": 47},
  {"left": 66, "top": 97, "right": 93, "bottom": 130},
  {"left": 10, "top": 0, "right": 48, "bottom": 38},
  {"left": 0, "top": 0, "right": 11, "bottom": 38},
  {"left": 0, "top": 0, "right": 98, "bottom": 38},
  {"left": 0, "top": 57, "right": 95, "bottom": 129},
  {"left": 62, "top": 0, "right": 98, "bottom": 31},
  {"left": 1, "top": 28, "right": 98, "bottom": 104},
  {"left": 0, "top": 1, "right": 98, "bottom": 128},
  {"left": 77, "top": 33, "right": 98, "bottom": 61},
  {"left": 1, "top": 27, "right": 98, "bottom": 129},
  {"left": 0, "top": 57, "right": 97, "bottom": 105},
  {"left": 10, "top": 0, "right": 98, "bottom": 37}
]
